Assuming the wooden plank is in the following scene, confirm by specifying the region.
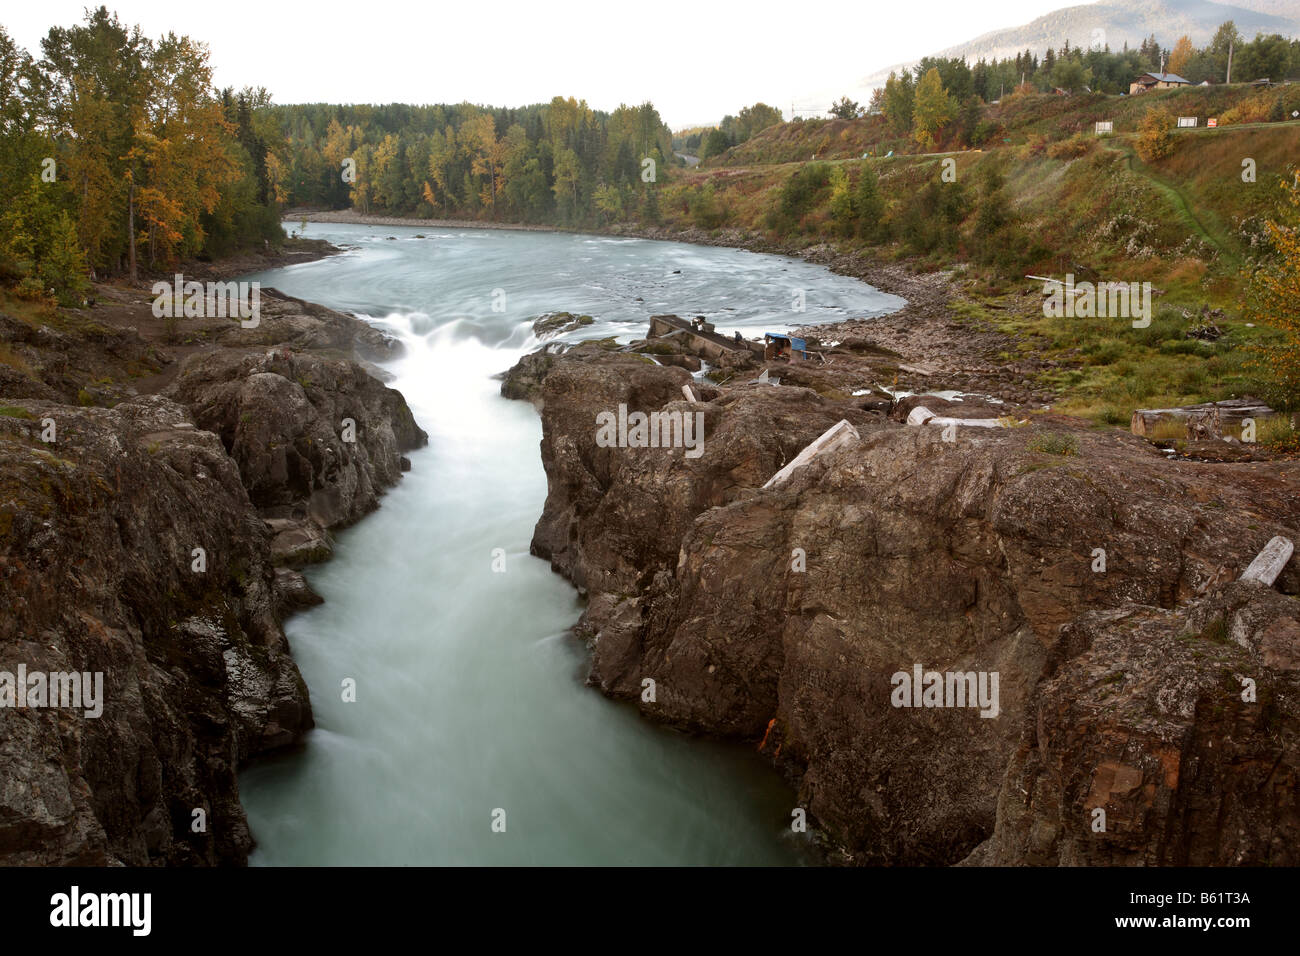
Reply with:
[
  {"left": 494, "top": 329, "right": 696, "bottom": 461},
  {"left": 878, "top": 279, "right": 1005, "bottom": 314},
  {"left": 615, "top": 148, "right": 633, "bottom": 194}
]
[
  {"left": 763, "top": 420, "right": 860, "bottom": 489},
  {"left": 1240, "top": 536, "right": 1295, "bottom": 587},
  {"left": 681, "top": 384, "right": 697, "bottom": 404}
]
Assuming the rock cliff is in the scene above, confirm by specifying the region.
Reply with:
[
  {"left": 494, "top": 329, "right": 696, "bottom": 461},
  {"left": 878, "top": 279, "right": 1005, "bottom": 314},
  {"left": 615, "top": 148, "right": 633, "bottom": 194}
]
[
  {"left": 503, "top": 337, "right": 1300, "bottom": 865},
  {"left": 0, "top": 287, "right": 423, "bottom": 864}
]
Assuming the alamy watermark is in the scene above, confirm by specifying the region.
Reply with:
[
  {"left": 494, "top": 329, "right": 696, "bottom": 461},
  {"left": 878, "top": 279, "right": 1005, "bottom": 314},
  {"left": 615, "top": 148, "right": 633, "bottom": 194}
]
[
  {"left": 50, "top": 886, "right": 150, "bottom": 936},
  {"left": 890, "top": 663, "right": 1000, "bottom": 718},
  {"left": 152, "top": 274, "right": 260, "bottom": 328},
  {"left": 0, "top": 665, "right": 104, "bottom": 718},
  {"left": 1042, "top": 274, "right": 1152, "bottom": 328},
  {"left": 595, "top": 403, "right": 705, "bottom": 459}
]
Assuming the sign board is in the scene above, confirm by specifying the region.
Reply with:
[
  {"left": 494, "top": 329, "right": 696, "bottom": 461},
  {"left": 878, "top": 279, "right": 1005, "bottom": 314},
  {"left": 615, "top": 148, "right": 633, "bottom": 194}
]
[
  {"left": 1177, "top": 116, "right": 1198, "bottom": 128},
  {"left": 1095, "top": 120, "right": 1113, "bottom": 135},
  {"left": 1207, "top": 118, "right": 1218, "bottom": 127}
]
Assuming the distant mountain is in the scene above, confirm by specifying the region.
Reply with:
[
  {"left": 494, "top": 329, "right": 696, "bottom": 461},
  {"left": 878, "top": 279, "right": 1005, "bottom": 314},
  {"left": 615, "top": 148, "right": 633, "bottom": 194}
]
[
  {"left": 856, "top": 0, "right": 1298, "bottom": 91},
  {"left": 1221, "top": 0, "right": 1300, "bottom": 15}
]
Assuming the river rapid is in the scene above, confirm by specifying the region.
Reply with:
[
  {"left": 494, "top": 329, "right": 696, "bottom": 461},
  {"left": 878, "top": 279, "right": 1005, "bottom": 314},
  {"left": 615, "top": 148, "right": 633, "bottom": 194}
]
[{"left": 236, "top": 222, "right": 903, "bottom": 865}]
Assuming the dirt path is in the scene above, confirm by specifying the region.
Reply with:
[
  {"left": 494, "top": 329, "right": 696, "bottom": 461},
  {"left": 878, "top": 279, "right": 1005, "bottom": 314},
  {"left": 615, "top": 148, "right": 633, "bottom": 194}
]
[{"left": 1106, "top": 141, "right": 1240, "bottom": 266}]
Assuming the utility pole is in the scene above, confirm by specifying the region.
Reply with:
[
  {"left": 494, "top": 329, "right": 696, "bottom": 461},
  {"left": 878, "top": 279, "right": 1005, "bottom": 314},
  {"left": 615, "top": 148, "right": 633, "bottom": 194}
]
[{"left": 1226, "top": 40, "right": 1234, "bottom": 84}]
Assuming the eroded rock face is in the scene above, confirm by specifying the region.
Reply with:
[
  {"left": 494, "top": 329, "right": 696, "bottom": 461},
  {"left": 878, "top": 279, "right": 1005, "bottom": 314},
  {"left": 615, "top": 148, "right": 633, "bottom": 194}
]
[
  {"left": 503, "top": 341, "right": 1300, "bottom": 865},
  {"left": 0, "top": 396, "right": 311, "bottom": 865},
  {"left": 212, "top": 288, "right": 402, "bottom": 363},
  {"left": 164, "top": 348, "right": 427, "bottom": 562},
  {"left": 970, "top": 581, "right": 1300, "bottom": 866},
  {"left": 518, "top": 344, "right": 880, "bottom": 600},
  {"left": 0, "top": 286, "right": 425, "bottom": 866},
  {"left": 0, "top": 309, "right": 167, "bottom": 407}
]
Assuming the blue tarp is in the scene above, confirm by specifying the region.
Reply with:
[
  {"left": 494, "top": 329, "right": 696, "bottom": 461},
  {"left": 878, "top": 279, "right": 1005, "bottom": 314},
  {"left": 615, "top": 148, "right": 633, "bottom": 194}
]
[{"left": 765, "top": 333, "right": 807, "bottom": 352}]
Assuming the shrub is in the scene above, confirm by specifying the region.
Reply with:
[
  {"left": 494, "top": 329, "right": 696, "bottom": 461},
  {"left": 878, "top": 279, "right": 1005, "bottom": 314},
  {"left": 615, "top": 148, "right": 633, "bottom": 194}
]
[
  {"left": 898, "top": 180, "right": 967, "bottom": 254},
  {"left": 1258, "top": 414, "right": 1299, "bottom": 452},
  {"left": 768, "top": 162, "right": 832, "bottom": 231},
  {"left": 1135, "top": 107, "right": 1175, "bottom": 162},
  {"left": 1029, "top": 431, "right": 1080, "bottom": 456},
  {"left": 827, "top": 166, "right": 854, "bottom": 236},
  {"left": 1219, "top": 93, "right": 1273, "bottom": 126},
  {"left": 0, "top": 178, "right": 89, "bottom": 306},
  {"left": 1047, "top": 135, "right": 1094, "bottom": 160},
  {"left": 690, "top": 183, "right": 726, "bottom": 230},
  {"left": 855, "top": 163, "right": 886, "bottom": 242},
  {"left": 1244, "top": 168, "right": 1300, "bottom": 410}
]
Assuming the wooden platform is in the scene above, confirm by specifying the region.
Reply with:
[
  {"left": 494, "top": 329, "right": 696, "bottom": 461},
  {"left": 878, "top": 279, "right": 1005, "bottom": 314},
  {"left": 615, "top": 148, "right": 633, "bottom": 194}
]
[{"left": 647, "top": 314, "right": 762, "bottom": 365}]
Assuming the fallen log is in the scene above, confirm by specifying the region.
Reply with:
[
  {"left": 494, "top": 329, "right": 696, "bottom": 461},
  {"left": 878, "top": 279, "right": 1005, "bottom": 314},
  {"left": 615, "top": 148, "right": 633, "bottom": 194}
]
[
  {"left": 906, "top": 406, "right": 1005, "bottom": 429},
  {"left": 899, "top": 362, "right": 939, "bottom": 376},
  {"left": 763, "top": 419, "right": 860, "bottom": 489},
  {"left": 1240, "top": 536, "right": 1295, "bottom": 588},
  {"left": 1131, "top": 398, "right": 1276, "bottom": 438}
]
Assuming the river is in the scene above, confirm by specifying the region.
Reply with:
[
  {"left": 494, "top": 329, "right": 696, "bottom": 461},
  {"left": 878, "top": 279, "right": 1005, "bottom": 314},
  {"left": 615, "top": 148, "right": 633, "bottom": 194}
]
[{"left": 236, "top": 221, "right": 904, "bottom": 865}]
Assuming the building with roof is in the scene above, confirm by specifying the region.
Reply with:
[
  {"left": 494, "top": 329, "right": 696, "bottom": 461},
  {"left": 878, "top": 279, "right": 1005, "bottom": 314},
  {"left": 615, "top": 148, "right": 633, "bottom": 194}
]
[{"left": 1129, "top": 71, "right": 1191, "bottom": 94}]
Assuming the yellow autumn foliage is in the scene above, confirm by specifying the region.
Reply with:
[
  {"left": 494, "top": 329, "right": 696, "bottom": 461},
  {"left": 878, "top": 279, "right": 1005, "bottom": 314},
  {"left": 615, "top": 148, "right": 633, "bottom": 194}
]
[{"left": 1246, "top": 169, "right": 1300, "bottom": 410}]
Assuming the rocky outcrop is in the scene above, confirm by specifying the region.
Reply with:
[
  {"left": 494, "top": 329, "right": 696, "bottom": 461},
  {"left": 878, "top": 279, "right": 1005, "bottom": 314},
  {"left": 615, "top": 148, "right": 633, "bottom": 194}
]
[
  {"left": 503, "top": 340, "right": 1300, "bottom": 865},
  {"left": 164, "top": 348, "right": 426, "bottom": 564},
  {"left": 498, "top": 343, "right": 563, "bottom": 407},
  {"left": 0, "top": 281, "right": 424, "bottom": 866},
  {"left": 227, "top": 288, "right": 402, "bottom": 364},
  {"left": 0, "top": 308, "right": 168, "bottom": 407},
  {"left": 518, "top": 343, "right": 878, "bottom": 604},
  {"left": 969, "top": 580, "right": 1300, "bottom": 866},
  {"left": 0, "top": 396, "right": 310, "bottom": 865},
  {"left": 531, "top": 311, "right": 594, "bottom": 338}
]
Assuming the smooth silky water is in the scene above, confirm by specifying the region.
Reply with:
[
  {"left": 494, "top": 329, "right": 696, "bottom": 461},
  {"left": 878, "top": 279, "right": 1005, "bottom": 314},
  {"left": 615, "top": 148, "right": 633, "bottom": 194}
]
[{"left": 236, "top": 222, "right": 904, "bottom": 865}]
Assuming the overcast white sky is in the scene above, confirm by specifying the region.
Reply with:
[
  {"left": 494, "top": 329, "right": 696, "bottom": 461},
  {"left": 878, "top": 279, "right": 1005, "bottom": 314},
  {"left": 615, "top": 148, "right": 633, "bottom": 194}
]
[{"left": 4, "top": 0, "right": 1072, "bottom": 127}]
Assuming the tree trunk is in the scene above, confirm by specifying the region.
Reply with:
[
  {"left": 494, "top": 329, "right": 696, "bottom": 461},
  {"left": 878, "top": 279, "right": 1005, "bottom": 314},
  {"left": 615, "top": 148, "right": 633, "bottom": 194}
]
[{"left": 127, "top": 180, "right": 137, "bottom": 283}]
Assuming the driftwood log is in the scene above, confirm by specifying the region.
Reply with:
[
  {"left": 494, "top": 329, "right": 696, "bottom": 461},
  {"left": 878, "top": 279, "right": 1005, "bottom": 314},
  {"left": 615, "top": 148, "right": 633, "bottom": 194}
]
[
  {"left": 1131, "top": 398, "right": 1275, "bottom": 438},
  {"left": 1240, "top": 536, "right": 1295, "bottom": 588},
  {"left": 906, "top": 406, "right": 1006, "bottom": 429},
  {"left": 763, "top": 419, "right": 860, "bottom": 489}
]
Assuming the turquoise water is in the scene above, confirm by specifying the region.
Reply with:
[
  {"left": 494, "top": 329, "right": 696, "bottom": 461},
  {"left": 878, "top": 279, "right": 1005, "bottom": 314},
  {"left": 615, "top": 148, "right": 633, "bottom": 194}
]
[{"left": 236, "top": 222, "right": 902, "bottom": 865}]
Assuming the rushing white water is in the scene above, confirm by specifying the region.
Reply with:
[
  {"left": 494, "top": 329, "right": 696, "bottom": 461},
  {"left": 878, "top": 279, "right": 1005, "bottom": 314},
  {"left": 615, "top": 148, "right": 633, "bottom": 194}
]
[{"left": 236, "top": 222, "right": 903, "bottom": 865}]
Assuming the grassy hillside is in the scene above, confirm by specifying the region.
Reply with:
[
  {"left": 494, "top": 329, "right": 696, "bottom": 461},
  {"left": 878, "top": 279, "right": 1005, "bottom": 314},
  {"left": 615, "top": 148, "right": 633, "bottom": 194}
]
[
  {"left": 645, "top": 118, "right": 1299, "bottom": 428},
  {"left": 665, "top": 123, "right": 1297, "bottom": 272},
  {"left": 714, "top": 84, "right": 1300, "bottom": 166}
]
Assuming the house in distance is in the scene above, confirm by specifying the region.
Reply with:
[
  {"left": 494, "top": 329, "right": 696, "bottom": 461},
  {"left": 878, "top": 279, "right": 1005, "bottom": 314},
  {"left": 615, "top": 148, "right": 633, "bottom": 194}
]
[{"left": 1129, "top": 71, "right": 1191, "bottom": 94}]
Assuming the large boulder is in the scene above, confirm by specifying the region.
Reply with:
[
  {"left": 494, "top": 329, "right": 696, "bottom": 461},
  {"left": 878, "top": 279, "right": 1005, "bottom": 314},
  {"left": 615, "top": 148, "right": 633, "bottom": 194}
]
[{"left": 165, "top": 348, "right": 427, "bottom": 560}]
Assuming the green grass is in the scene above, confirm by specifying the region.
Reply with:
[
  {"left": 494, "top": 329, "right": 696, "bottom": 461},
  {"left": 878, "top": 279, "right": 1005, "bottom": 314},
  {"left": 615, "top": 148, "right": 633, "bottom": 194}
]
[
  {"left": 1104, "top": 140, "right": 1241, "bottom": 268},
  {"left": 1028, "top": 431, "right": 1080, "bottom": 456},
  {"left": 992, "top": 296, "right": 1280, "bottom": 424},
  {"left": 1200, "top": 615, "right": 1229, "bottom": 644}
]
